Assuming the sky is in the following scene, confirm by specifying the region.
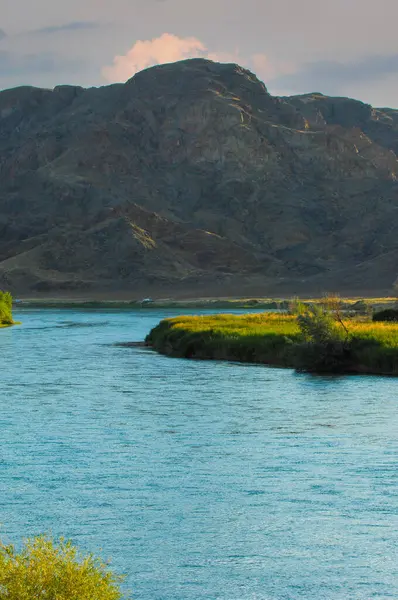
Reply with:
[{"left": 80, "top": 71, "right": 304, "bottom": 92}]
[{"left": 0, "top": 0, "right": 397, "bottom": 107}]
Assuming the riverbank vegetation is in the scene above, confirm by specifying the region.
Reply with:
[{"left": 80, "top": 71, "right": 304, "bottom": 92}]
[
  {"left": 146, "top": 302, "right": 398, "bottom": 375},
  {"left": 0, "top": 291, "right": 14, "bottom": 326},
  {"left": 0, "top": 536, "right": 127, "bottom": 599}
]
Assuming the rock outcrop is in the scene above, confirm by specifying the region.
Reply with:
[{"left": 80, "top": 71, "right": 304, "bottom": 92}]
[{"left": 0, "top": 58, "right": 397, "bottom": 296}]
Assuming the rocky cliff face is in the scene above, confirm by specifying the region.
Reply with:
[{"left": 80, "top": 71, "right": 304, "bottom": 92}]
[{"left": 0, "top": 58, "right": 397, "bottom": 296}]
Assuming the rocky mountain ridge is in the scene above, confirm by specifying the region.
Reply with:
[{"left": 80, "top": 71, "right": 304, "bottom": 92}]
[{"left": 0, "top": 58, "right": 397, "bottom": 296}]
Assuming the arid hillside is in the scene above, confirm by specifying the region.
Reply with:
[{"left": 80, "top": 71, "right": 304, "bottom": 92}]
[{"left": 0, "top": 58, "right": 397, "bottom": 296}]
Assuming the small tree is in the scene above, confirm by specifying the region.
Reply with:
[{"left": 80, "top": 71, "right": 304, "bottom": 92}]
[
  {"left": 0, "top": 536, "right": 128, "bottom": 600},
  {"left": 291, "top": 295, "right": 351, "bottom": 373},
  {"left": 291, "top": 295, "right": 348, "bottom": 344}
]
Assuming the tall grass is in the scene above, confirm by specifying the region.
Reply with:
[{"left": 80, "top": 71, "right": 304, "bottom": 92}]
[{"left": 146, "top": 313, "right": 398, "bottom": 375}]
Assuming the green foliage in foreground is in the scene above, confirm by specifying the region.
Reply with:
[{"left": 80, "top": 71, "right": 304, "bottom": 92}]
[
  {"left": 0, "top": 536, "right": 127, "bottom": 600},
  {"left": 147, "top": 312, "right": 398, "bottom": 375},
  {"left": 0, "top": 291, "right": 13, "bottom": 326}
]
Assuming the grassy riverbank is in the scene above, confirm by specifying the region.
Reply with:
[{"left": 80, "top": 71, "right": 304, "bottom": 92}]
[{"left": 146, "top": 313, "right": 398, "bottom": 375}]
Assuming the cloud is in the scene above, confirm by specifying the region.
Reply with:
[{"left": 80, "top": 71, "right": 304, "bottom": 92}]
[
  {"left": 31, "top": 21, "right": 100, "bottom": 35},
  {"left": 250, "top": 54, "right": 283, "bottom": 82},
  {"left": 102, "top": 32, "right": 280, "bottom": 86},
  {"left": 272, "top": 54, "right": 398, "bottom": 95},
  {"left": 103, "top": 33, "right": 209, "bottom": 82},
  {"left": 0, "top": 29, "right": 6, "bottom": 41}
]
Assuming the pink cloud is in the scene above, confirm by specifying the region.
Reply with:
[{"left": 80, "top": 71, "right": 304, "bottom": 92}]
[
  {"left": 251, "top": 54, "right": 276, "bottom": 80},
  {"left": 102, "top": 33, "right": 289, "bottom": 89},
  {"left": 102, "top": 33, "right": 208, "bottom": 82}
]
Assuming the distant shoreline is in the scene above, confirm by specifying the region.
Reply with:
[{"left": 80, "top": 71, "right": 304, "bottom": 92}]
[{"left": 13, "top": 295, "right": 396, "bottom": 311}]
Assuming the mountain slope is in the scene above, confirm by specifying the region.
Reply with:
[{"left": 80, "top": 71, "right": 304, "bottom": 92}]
[{"left": 0, "top": 58, "right": 397, "bottom": 296}]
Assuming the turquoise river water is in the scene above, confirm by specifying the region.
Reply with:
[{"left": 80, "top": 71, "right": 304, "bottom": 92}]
[{"left": 1, "top": 308, "right": 398, "bottom": 599}]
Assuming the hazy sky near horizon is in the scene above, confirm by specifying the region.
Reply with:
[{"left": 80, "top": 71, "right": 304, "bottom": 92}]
[{"left": 0, "top": 0, "right": 397, "bottom": 106}]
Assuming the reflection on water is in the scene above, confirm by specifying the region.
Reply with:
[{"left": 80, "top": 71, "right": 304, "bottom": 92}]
[{"left": 1, "top": 308, "right": 398, "bottom": 600}]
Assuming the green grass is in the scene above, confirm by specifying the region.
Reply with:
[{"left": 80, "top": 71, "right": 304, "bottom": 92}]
[
  {"left": 148, "top": 313, "right": 301, "bottom": 367},
  {"left": 146, "top": 313, "right": 398, "bottom": 375}
]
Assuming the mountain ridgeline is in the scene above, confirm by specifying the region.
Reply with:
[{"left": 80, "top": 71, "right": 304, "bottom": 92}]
[{"left": 0, "top": 58, "right": 397, "bottom": 296}]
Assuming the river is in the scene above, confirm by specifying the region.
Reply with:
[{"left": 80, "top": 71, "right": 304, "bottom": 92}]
[{"left": 1, "top": 308, "right": 398, "bottom": 599}]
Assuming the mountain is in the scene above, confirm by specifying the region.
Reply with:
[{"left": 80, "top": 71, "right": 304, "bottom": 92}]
[{"left": 0, "top": 58, "right": 397, "bottom": 297}]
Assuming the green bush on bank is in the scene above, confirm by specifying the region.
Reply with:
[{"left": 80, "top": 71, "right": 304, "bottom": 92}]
[
  {"left": 0, "top": 291, "right": 13, "bottom": 325},
  {"left": 291, "top": 298, "right": 352, "bottom": 373},
  {"left": 0, "top": 536, "right": 127, "bottom": 600}
]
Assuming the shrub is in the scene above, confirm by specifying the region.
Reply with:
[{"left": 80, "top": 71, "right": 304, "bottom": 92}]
[
  {"left": 0, "top": 291, "right": 13, "bottom": 325},
  {"left": 373, "top": 309, "right": 398, "bottom": 323},
  {"left": 292, "top": 296, "right": 351, "bottom": 372},
  {"left": 292, "top": 297, "right": 348, "bottom": 345},
  {"left": 0, "top": 536, "right": 127, "bottom": 600},
  {"left": 296, "top": 305, "right": 342, "bottom": 345}
]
